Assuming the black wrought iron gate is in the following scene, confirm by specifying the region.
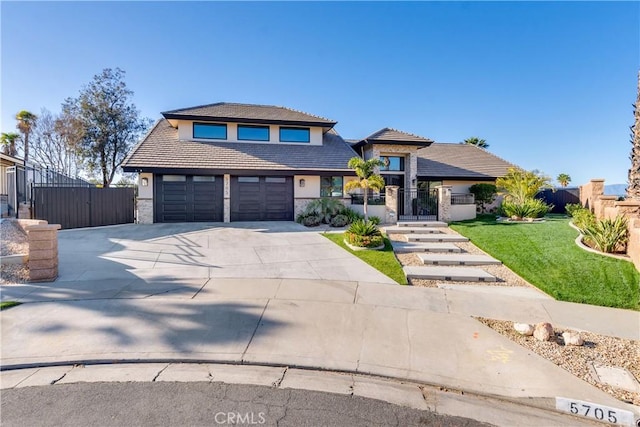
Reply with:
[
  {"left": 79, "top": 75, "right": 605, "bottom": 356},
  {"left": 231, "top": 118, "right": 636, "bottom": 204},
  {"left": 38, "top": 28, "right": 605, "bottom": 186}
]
[{"left": 397, "top": 188, "right": 438, "bottom": 221}]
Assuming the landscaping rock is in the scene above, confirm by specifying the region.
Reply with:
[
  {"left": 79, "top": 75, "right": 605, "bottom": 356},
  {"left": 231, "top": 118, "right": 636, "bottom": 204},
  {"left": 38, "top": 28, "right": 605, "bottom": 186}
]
[
  {"left": 562, "top": 331, "right": 584, "bottom": 346},
  {"left": 533, "top": 322, "right": 554, "bottom": 342},
  {"left": 513, "top": 322, "right": 534, "bottom": 336}
]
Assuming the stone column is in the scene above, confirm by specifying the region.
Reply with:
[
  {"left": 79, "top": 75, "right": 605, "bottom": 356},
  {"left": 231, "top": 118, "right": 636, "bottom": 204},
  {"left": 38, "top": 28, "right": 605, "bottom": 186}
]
[
  {"left": 384, "top": 185, "right": 399, "bottom": 224},
  {"left": 136, "top": 199, "right": 153, "bottom": 224},
  {"left": 26, "top": 224, "right": 61, "bottom": 282},
  {"left": 436, "top": 185, "right": 453, "bottom": 222},
  {"left": 223, "top": 174, "right": 231, "bottom": 223}
]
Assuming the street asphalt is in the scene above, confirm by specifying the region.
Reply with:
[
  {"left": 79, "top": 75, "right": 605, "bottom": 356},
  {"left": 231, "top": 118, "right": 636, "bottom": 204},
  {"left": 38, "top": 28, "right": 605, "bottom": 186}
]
[{"left": 1, "top": 222, "right": 639, "bottom": 426}]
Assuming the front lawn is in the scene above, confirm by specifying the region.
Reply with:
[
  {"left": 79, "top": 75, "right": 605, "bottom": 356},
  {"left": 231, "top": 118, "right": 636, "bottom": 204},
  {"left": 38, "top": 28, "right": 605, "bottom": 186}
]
[
  {"left": 450, "top": 215, "right": 640, "bottom": 310},
  {"left": 0, "top": 301, "right": 22, "bottom": 311},
  {"left": 322, "top": 233, "right": 407, "bottom": 285}
]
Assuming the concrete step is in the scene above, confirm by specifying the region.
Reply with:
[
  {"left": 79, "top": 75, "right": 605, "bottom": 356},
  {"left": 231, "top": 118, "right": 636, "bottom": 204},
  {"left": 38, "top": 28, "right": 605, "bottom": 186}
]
[
  {"left": 403, "top": 266, "right": 497, "bottom": 282},
  {"left": 406, "top": 234, "right": 468, "bottom": 243},
  {"left": 417, "top": 253, "right": 501, "bottom": 266},
  {"left": 397, "top": 221, "right": 448, "bottom": 228},
  {"left": 392, "top": 242, "right": 462, "bottom": 253},
  {"left": 384, "top": 226, "right": 443, "bottom": 235}
]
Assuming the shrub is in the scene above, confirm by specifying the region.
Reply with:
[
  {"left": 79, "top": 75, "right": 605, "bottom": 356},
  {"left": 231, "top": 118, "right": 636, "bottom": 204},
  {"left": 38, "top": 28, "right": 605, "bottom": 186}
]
[
  {"left": 369, "top": 216, "right": 381, "bottom": 225},
  {"left": 571, "top": 209, "right": 595, "bottom": 232},
  {"left": 496, "top": 168, "right": 553, "bottom": 205},
  {"left": 339, "top": 207, "right": 364, "bottom": 224},
  {"left": 564, "top": 203, "right": 583, "bottom": 217},
  {"left": 345, "top": 219, "right": 384, "bottom": 248},
  {"left": 330, "top": 214, "right": 349, "bottom": 227},
  {"left": 297, "top": 213, "right": 321, "bottom": 227},
  {"left": 304, "top": 198, "right": 345, "bottom": 224},
  {"left": 583, "top": 216, "right": 628, "bottom": 253},
  {"left": 469, "top": 183, "right": 497, "bottom": 213},
  {"left": 500, "top": 198, "right": 552, "bottom": 219}
]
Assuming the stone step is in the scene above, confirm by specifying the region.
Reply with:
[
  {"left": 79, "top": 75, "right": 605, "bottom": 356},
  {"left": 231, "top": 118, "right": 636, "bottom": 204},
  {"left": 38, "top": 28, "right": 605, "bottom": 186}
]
[
  {"left": 392, "top": 242, "right": 462, "bottom": 253},
  {"left": 397, "top": 221, "right": 448, "bottom": 228},
  {"left": 384, "top": 226, "right": 443, "bottom": 235},
  {"left": 406, "top": 234, "right": 468, "bottom": 243},
  {"left": 403, "top": 266, "right": 497, "bottom": 282},
  {"left": 417, "top": 253, "right": 501, "bottom": 266}
]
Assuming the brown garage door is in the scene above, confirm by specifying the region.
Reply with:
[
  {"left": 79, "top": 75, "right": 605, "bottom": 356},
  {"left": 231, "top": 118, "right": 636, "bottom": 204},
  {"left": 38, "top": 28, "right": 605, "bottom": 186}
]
[{"left": 231, "top": 176, "right": 293, "bottom": 221}]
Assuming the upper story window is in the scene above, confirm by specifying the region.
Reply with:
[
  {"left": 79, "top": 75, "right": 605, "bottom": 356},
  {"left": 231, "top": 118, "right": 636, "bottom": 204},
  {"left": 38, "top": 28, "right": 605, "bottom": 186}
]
[
  {"left": 193, "top": 123, "right": 227, "bottom": 140},
  {"left": 238, "top": 125, "right": 270, "bottom": 141},
  {"left": 280, "top": 127, "right": 310, "bottom": 143},
  {"left": 380, "top": 156, "right": 405, "bottom": 172}
]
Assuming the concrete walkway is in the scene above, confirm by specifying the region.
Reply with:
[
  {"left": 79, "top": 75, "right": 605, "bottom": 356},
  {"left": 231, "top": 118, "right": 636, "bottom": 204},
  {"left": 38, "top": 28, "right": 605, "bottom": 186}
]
[{"left": 1, "top": 222, "right": 639, "bottom": 423}]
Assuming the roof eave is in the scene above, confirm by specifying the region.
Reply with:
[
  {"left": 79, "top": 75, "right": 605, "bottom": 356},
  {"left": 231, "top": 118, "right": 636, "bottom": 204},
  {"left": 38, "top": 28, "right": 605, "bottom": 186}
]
[{"left": 161, "top": 113, "right": 336, "bottom": 129}]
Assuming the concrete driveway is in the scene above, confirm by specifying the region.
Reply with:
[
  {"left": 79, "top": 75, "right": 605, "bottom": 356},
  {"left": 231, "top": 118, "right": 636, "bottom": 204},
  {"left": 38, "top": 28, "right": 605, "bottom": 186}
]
[{"left": 54, "top": 222, "right": 396, "bottom": 285}]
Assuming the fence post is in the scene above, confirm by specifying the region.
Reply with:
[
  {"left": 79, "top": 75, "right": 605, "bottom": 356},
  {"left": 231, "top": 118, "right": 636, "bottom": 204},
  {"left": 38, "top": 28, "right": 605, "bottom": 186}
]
[
  {"left": 384, "top": 186, "right": 399, "bottom": 224},
  {"left": 436, "top": 185, "right": 452, "bottom": 222}
]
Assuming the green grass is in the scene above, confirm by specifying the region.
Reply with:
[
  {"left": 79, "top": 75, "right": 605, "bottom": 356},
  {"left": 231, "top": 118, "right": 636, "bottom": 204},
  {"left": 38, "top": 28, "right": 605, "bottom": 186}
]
[
  {"left": 323, "top": 232, "right": 408, "bottom": 285},
  {"left": 450, "top": 215, "right": 640, "bottom": 310},
  {"left": 0, "top": 301, "right": 22, "bottom": 311}
]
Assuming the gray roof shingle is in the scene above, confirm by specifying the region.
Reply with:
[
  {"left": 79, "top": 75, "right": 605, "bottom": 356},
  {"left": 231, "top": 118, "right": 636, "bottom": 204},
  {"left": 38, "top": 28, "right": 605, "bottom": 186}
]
[
  {"left": 417, "top": 143, "right": 516, "bottom": 179},
  {"left": 122, "top": 119, "right": 357, "bottom": 172},
  {"left": 364, "top": 127, "right": 434, "bottom": 144},
  {"left": 162, "top": 102, "right": 336, "bottom": 127}
]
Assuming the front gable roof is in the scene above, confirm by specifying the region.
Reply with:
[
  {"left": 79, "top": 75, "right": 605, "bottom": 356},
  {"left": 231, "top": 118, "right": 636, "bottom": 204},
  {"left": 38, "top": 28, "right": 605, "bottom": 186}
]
[
  {"left": 162, "top": 102, "right": 337, "bottom": 128},
  {"left": 417, "top": 143, "right": 516, "bottom": 179},
  {"left": 352, "top": 127, "right": 434, "bottom": 150},
  {"left": 122, "top": 119, "right": 357, "bottom": 173}
]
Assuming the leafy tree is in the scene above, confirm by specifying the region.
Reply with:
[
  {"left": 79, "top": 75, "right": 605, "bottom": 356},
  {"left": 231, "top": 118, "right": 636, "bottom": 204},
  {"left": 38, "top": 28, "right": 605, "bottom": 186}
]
[
  {"left": 1, "top": 132, "right": 20, "bottom": 156},
  {"left": 30, "top": 108, "right": 83, "bottom": 177},
  {"left": 63, "top": 68, "right": 151, "bottom": 187},
  {"left": 556, "top": 173, "right": 571, "bottom": 188},
  {"left": 496, "top": 167, "right": 553, "bottom": 205},
  {"left": 462, "top": 137, "right": 489, "bottom": 149},
  {"left": 468, "top": 183, "right": 497, "bottom": 213},
  {"left": 15, "top": 110, "right": 37, "bottom": 162},
  {"left": 628, "top": 71, "right": 640, "bottom": 200},
  {"left": 345, "top": 157, "right": 385, "bottom": 220}
]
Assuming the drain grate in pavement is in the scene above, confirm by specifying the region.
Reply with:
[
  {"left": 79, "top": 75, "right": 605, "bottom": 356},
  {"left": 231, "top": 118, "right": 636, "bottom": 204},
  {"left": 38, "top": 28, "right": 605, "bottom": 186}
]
[{"left": 589, "top": 363, "right": 640, "bottom": 393}]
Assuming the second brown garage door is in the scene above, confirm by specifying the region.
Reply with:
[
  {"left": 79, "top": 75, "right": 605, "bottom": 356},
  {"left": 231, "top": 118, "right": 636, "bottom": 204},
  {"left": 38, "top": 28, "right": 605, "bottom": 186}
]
[{"left": 230, "top": 176, "right": 294, "bottom": 221}]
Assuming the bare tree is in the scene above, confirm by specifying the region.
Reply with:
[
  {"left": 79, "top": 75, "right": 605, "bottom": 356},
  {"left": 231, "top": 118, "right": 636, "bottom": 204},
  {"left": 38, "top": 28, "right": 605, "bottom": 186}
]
[{"left": 30, "top": 108, "right": 83, "bottom": 176}]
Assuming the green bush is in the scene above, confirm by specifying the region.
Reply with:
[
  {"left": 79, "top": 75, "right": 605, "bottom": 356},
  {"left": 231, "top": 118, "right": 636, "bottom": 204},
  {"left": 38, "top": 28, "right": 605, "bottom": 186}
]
[
  {"left": 571, "top": 209, "right": 595, "bottom": 232},
  {"left": 564, "top": 203, "right": 583, "bottom": 217},
  {"left": 304, "top": 198, "right": 345, "bottom": 224},
  {"left": 330, "top": 214, "right": 349, "bottom": 227},
  {"left": 500, "top": 198, "right": 552, "bottom": 219},
  {"left": 469, "top": 183, "right": 497, "bottom": 213},
  {"left": 369, "top": 216, "right": 381, "bottom": 225},
  {"left": 339, "top": 207, "right": 364, "bottom": 224},
  {"left": 583, "top": 216, "right": 628, "bottom": 253},
  {"left": 297, "top": 213, "right": 321, "bottom": 227},
  {"left": 345, "top": 219, "right": 383, "bottom": 247}
]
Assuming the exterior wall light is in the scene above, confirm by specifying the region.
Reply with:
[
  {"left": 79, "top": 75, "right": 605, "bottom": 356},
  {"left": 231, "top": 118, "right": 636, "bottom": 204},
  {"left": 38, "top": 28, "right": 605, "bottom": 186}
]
[
  {"left": 141, "top": 177, "right": 149, "bottom": 187},
  {"left": 299, "top": 179, "right": 305, "bottom": 187}
]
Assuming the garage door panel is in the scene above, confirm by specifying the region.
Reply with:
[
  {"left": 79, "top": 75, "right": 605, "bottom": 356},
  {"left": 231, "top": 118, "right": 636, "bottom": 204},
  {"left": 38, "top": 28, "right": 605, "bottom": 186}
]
[
  {"left": 231, "top": 176, "right": 293, "bottom": 221},
  {"left": 155, "top": 175, "right": 223, "bottom": 222}
]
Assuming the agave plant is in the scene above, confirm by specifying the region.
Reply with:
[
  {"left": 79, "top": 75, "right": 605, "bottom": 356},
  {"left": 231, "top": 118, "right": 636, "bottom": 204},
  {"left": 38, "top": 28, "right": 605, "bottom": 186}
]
[
  {"left": 345, "top": 219, "right": 384, "bottom": 248},
  {"left": 583, "top": 216, "right": 629, "bottom": 253}
]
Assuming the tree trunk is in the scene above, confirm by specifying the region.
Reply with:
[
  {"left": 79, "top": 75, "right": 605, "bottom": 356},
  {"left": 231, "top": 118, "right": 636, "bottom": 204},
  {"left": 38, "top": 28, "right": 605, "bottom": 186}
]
[
  {"left": 628, "top": 71, "right": 640, "bottom": 200},
  {"left": 363, "top": 186, "right": 369, "bottom": 221},
  {"left": 23, "top": 133, "right": 29, "bottom": 162}
]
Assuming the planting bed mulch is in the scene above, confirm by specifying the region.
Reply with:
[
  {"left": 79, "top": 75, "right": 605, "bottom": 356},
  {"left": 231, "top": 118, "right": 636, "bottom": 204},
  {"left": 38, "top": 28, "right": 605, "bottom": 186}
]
[
  {"left": 478, "top": 317, "right": 640, "bottom": 406},
  {"left": 1, "top": 220, "right": 29, "bottom": 284}
]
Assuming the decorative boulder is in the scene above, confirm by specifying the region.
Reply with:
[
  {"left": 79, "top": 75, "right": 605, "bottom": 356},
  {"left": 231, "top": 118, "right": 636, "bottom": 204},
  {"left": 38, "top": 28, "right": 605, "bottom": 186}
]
[
  {"left": 562, "top": 331, "right": 584, "bottom": 346},
  {"left": 533, "top": 322, "right": 554, "bottom": 342},
  {"left": 513, "top": 323, "right": 534, "bottom": 336}
]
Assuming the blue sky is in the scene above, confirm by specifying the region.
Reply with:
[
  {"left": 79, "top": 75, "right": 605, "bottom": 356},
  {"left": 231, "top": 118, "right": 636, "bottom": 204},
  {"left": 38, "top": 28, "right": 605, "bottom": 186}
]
[{"left": 2, "top": 1, "right": 638, "bottom": 186}]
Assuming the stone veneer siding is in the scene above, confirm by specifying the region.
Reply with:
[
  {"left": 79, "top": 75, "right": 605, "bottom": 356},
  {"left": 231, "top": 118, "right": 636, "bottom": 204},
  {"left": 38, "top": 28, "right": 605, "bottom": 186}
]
[
  {"left": 137, "top": 198, "right": 153, "bottom": 224},
  {"left": 370, "top": 144, "right": 419, "bottom": 189}
]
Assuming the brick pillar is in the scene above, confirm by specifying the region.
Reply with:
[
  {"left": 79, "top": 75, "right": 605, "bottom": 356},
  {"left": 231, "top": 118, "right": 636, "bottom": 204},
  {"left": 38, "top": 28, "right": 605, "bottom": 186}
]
[
  {"left": 436, "top": 185, "right": 453, "bottom": 222},
  {"left": 223, "top": 174, "right": 231, "bottom": 223},
  {"left": 26, "top": 224, "right": 61, "bottom": 282},
  {"left": 384, "top": 185, "right": 399, "bottom": 224}
]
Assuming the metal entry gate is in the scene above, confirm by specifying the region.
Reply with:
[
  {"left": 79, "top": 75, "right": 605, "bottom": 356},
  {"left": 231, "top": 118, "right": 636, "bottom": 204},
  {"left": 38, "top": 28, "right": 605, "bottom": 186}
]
[{"left": 397, "top": 188, "right": 438, "bottom": 221}]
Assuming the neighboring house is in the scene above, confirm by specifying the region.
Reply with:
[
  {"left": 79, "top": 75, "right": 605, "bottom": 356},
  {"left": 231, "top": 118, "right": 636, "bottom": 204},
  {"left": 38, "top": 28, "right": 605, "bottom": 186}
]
[
  {"left": 122, "top": 102, "right": 517, "bottom": 223},
  {"left": 1, "top": 153, "right": 25, "bottom": 217}
]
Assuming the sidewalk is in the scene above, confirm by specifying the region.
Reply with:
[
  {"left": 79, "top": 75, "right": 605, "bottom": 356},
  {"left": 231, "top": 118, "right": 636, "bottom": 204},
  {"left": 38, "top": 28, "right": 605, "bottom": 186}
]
[{"left": 2, "top": 277, "right": 639, "bottom": 421}]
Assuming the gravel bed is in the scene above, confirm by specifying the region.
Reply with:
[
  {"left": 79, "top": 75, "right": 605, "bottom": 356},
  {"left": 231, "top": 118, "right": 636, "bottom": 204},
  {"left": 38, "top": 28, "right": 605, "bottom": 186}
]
[
  {"left": 388, "top": 233, "right": 537, "bottom": 289},
  {"left": 1, "top": 220, "right": 30, "bottom": 284},
  {"left": 478, "top": 317, "right": 640, "bottom": 406}
]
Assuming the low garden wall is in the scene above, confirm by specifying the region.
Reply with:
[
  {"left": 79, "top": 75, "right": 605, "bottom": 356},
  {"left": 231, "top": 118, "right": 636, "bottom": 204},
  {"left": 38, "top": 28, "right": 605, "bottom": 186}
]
[
  {"left": 580, "top": 179, "right": 640, "bottom": 271},
  {"left": 450, "top": 204, "right": 476, "bottom": 221}
]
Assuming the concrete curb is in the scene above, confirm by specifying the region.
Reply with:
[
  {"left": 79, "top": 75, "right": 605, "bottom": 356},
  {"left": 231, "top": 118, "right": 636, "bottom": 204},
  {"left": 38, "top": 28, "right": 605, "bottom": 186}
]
[{"left": 0, "top": 361, "right": 614, "bottom": 427}]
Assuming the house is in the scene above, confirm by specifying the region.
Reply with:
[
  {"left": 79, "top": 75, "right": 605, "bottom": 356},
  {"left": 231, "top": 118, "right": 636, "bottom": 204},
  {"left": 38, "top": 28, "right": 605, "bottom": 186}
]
[
  {"left": 1, "top": 152, "right": 25, "bottom": 217},
  {"left": 122, "top": 103, "right": 360, "bottom": 223},
  {"left": 122, "top": 102, "right": 515, "bottom": 223}
]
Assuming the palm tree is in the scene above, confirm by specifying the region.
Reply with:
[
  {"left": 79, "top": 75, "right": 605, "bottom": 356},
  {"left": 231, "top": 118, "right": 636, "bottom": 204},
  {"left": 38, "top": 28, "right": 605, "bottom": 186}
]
[
  {"left": 628, "top": 71, "right": 640, "bottom": 200},
  {"left": 345, "top": 157, "right": 385, "bottom": 220},
  {"left": 557, "top": 173, "right": 571, "bottom": 188},
  {"left": 15, "top": 110, "right": 37, "bottom": 162},
  {"left": 0, "top": 132, "right": 21, "bottom": 156},
  {"left": 463, "top": 137, "right": 489, "bottom": 149}
]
